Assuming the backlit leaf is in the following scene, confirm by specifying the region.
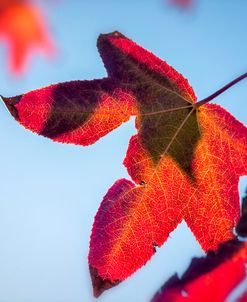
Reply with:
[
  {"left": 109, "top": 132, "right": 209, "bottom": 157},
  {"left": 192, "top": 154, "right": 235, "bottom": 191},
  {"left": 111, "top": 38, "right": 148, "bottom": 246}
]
[
  {"left": 151, "top": 239, "right": 247, "bottom": 302},
  {"left": 2, "top": 31, "right": 247, "bottom": 296}
]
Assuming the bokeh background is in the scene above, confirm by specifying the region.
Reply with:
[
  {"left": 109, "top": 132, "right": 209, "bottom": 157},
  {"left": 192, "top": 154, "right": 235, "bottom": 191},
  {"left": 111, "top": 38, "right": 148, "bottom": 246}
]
[{"left": 0, "top": 0, "right": 246, "bottom": 301}]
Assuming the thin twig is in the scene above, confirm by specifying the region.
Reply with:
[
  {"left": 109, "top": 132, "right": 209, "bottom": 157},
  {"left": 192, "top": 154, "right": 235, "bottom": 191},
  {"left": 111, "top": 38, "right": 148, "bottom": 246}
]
[{"left": 195, "top": 72, "right": 247, "bottom": 108}]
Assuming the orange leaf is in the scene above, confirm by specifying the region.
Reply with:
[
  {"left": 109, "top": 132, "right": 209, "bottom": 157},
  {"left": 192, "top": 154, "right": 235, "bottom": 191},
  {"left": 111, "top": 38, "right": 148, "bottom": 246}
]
[
  {"left": 2, "top": 32, "right": 247, "bottom": 296},
  {"left": 0, "top": 0, "right": 54, "bottom": 74}
]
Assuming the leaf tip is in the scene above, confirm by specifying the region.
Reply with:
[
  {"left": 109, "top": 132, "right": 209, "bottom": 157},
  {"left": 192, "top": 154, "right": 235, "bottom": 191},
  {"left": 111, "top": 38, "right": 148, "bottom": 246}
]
[
  {"left": 89, "top": 266, "right": 120, "bottom": 298},
  {"left": 97, "top": 30, "right": 124, "bottom": 44},
  {"left": 1, "top": 95, "right": 21, "bottom": 120}
]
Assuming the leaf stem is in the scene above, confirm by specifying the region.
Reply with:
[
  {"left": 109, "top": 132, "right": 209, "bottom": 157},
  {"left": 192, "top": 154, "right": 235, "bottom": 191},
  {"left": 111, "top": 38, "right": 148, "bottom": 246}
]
[{"left": 195, "top": 72, "right": 247, "bottom": 107}]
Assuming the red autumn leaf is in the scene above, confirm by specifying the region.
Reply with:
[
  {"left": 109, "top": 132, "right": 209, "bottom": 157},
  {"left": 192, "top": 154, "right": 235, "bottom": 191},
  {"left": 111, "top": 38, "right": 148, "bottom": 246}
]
[
  {"left": 0, "top": 0, "right": 54, "bottom": 74},
  {"left": 238, "top": 291, "right": 247, "bottom": 302},
  {"left": 151, "top": 239, "right": 247, "bottom": 302},
  {"left": 2, "top": 32, "right": 247, "bottom": 296}
]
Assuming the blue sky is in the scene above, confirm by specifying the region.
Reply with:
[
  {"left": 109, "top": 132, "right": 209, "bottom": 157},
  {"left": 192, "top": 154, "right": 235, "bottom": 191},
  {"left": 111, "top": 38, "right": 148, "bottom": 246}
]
[{"left": 0, "top": 1, "right": 246, "bottom": 301}]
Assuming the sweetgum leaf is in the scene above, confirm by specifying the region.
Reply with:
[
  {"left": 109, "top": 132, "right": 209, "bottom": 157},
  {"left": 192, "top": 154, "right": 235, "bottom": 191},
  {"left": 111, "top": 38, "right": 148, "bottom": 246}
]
[
  {"left": 151, "top": 239, "right": 247, "bottom": 302},
  {"left": 2, "top": 31, "right": 247, "bottom": 296},
  {"left": 0, "top": 0, "right": 54, "bottom": 74}
]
